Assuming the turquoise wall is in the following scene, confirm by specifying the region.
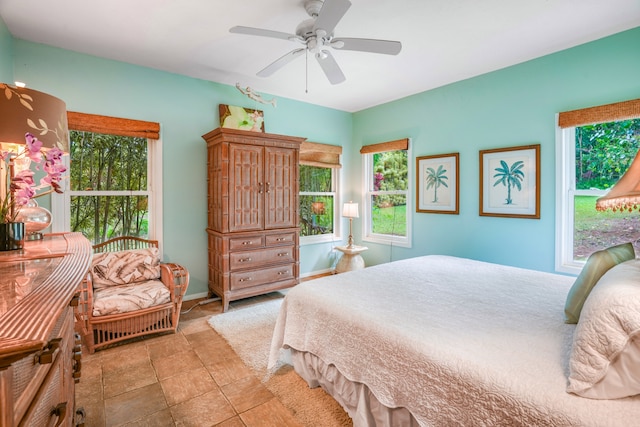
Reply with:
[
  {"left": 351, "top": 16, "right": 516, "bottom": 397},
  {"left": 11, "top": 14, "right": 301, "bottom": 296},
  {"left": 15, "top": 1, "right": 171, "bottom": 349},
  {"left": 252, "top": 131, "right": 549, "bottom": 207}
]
[
  {"left": 0, "top": 17, "right": 13, "bottom": 81},
  {"left": 7, "top": 39, "right": 351, "bottom": 297},
  {"left": 351, "top": 27, "right": 640, "bottom": 273},
  {"left": 3, "top": 25, "right": 639, "bottom": 296}
]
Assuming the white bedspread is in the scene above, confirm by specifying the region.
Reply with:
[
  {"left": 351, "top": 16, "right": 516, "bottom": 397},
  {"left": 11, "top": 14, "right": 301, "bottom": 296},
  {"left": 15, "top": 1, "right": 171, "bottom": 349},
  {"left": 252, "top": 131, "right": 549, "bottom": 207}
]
[{"left": 268, "top": 255, "right": 640, "bottom": 426}]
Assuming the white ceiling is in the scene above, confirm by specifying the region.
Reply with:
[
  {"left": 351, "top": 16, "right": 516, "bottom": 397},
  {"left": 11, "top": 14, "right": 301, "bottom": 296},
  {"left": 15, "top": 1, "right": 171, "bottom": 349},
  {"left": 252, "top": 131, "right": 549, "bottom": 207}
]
[{"left": 1, "top": 0, "right": 639, "bottom": 112}]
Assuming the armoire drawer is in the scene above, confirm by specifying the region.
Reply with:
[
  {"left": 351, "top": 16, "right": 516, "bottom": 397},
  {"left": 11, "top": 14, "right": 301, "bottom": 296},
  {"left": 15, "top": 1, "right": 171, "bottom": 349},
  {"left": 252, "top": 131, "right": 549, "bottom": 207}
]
[
  {"left": 229, "top": 246, "right": 294, "bottom": 270},
  {"left": 230, "top": 263, "right": 295, "bottom": 290},
  {"left": 229, "top": 234, "right": 265, "bottom": 251},
  {"left": 265, "top": 232, "right": 296, "bottom": 246}
]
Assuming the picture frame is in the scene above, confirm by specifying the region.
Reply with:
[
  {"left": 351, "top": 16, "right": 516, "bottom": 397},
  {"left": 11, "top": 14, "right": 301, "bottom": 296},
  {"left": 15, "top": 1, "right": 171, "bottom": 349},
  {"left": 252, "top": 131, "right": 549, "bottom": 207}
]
[
  {"left": 479, "top": 144, "right": 540, "bottom": 219},
  {"left": 416, "top": 152, "right": 459, "bottom": 214},
  {"left": 219, "top": 104, "right": 265, "bottom": 132}
]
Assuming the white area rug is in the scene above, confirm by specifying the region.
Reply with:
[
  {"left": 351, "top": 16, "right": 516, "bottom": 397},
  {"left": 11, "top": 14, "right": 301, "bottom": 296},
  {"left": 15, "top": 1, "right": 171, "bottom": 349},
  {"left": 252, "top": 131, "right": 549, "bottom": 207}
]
[{"left": 207, "top": 297, "right": 283, "bottom": 376}]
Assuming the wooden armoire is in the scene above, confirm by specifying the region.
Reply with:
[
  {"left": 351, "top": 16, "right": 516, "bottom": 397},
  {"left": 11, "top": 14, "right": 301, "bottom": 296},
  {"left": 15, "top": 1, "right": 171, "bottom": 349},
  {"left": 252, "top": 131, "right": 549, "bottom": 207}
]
[{"left": 202, "top": 127, "right": 305, "bottom": 311}]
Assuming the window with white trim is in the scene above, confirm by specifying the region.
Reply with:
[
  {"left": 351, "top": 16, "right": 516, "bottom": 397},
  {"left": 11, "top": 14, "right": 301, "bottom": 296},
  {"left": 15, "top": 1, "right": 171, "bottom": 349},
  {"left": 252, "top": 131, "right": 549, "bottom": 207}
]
[
  {"left": 299, "top": 165, "right": 337, "bottom": 242},
  {"left": 556, "top": 99, "right": 640, "bottom": 274},
  {"left": 361, "top": 138, "right": 411, "bottom": 247},
  {"left": 299, "top": 141, "right": 342, "bottom": 244},
  {"left": 52, "top": 112, "right": 162, "bottom": 245}
]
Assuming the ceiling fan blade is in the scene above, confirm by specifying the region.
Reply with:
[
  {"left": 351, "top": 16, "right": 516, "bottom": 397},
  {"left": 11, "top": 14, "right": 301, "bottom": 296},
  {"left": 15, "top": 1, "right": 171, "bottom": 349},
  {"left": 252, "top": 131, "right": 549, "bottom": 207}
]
[
  {"left": 332, "top": 38, "right": 402, "bottom": 55},
  {"left": 312, "top": 0, "right": 352, "bottom": 35},
  {"left": 257, "top": 48, "right": 305, "bottom": 77},
  {"left": 316, "top": 50, "right": 346, "bottom": 85},
  {"left": 230, "top": 26, "right": 300, "bottom": 42}
]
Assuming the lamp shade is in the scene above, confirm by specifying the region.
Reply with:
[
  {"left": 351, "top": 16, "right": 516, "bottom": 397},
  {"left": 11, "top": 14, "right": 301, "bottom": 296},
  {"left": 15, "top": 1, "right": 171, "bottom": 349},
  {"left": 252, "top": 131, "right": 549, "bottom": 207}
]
[
  {"left": 0, "top": 83, "right": 69, "bottom": 152},
  {"left": 342, "top": 201, "right": 359, "bottom": 218},
  {"left": 596, "top": 150, "right": 640, "bottom": 212}
]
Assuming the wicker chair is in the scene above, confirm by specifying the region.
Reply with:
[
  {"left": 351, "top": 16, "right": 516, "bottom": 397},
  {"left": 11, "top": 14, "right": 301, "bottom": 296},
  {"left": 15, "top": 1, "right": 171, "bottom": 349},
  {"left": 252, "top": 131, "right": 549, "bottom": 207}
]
[{"left": 74, "top": 236, "right": 189, "bottom": 353}]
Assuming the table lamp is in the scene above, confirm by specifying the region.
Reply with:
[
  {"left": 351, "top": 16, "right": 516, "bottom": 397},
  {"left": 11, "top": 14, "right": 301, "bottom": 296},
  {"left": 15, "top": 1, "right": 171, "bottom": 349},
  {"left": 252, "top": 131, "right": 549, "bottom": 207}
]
[
  {"left": 342, "top": 201, "right": 359, "bottom": 248},
  {"left": 0, "top": 83, "right": 69, "bottom": 240},
  {"left": 596, "top": 150, "right": 640, "bottom": 212}
]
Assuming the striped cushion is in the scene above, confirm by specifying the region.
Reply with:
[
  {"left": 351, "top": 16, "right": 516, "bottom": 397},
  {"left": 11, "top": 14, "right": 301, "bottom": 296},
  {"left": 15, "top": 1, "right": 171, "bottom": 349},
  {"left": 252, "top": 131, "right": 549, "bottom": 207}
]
[
  {"left": 92, "top": 248, "right": 161, "bottom": 289},
  {"left": 92, "top": 280, "right": 170, "bottom": 316}
]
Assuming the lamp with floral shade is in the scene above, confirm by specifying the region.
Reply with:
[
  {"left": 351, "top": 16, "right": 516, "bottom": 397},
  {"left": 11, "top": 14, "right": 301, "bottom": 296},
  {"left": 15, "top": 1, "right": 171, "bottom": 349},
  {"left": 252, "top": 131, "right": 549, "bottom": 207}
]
[
  {"left": 596, "top": 150, "right": 640, "bottom": 212},
  {"left": 0, "top": 83, "right": 69, "bottom": 248},
  {"left": 595, "top": 149, "right": 640, "bottom": 254}
]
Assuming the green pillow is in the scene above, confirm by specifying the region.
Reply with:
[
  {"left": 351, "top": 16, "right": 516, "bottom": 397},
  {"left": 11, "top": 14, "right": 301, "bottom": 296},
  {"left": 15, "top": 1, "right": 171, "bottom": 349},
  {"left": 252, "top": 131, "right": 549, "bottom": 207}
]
[{"left": 564, "top": 242, "right": 635, "bottom": 324}]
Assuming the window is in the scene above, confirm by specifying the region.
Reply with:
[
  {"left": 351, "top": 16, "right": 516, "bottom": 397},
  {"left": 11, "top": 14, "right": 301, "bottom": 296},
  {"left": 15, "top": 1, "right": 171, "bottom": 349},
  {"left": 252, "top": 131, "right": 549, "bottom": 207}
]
[
  {"left": 68, "top": 131, "right": 150, "bottom": 242},
  {"left": 52, "top": 112, "right": 162, "bottom": 245},
  {"left": 299, "top": 165, "right": 337, "bottom": 241},
  {"left": 299, "top": 141, "right": 342, "bottom": 244},
  {"left": 361, "top": 138, "right": 411, "bottom": 247},
  {"left": 556, "top": 99, "right": 640, "bottom": 274}
]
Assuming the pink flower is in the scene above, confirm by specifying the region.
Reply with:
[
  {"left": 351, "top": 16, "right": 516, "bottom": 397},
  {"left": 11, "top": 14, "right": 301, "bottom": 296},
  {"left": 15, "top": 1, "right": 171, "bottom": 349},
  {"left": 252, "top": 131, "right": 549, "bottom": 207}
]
[
  {"left": 25, "top": 132, "right": 43, "bottom": 152},
  {"left": 14, "top": 186, "right": 36, "bottom": 207},
  {"left": 1, "top": 133, "right": 68, "bottom": 222},
  {"left": 43, "top": 158, "right": 66, "bottom": 184},
  {"left": 12, "top": 169, "right": 35, "bottom": 187},
  {"left": 25, "top": 133, "right": 43, "bottom": 162},
  {"left": 374, "top": 172, "right": 385, "bottom": 191},
  {"left": 46, "top": 147, "right": 64, "bottom": 162}
]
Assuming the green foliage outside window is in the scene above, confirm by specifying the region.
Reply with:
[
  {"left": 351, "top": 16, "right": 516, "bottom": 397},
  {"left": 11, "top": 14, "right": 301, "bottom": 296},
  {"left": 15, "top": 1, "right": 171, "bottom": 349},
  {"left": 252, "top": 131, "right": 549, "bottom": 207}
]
[
  {"left": 575, "top": 119, "right": 640, "bottom": 190},
  {"left": 370, "top": 150, "right": 408, "bottom": 236},
  {"left": 372, "top": 150, "right": 408, "bottom": 207},
  {"left": 299, "top": 165, "right": 334, "bottom": 237},
  {"left": 371, "top": 199, "right": 406, "bottom": 236},
  {"left": 70, "top": 131, "right": 149, "bottom": 243}
]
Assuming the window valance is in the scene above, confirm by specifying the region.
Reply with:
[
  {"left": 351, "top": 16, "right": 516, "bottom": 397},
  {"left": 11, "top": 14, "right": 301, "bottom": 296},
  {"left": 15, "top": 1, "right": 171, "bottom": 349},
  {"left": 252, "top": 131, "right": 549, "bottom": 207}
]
[
  {"left": 67, "top": 111, "right": 160, "bottom": 139},
  {"left": 558, "top": 98, "right": 640, "bottom": 128},
  {"left": 300, "top": 141, "right": 343, "bottom": 168},
  {"left": 360, "top": 138, "right": 409, "bottom": 154}
]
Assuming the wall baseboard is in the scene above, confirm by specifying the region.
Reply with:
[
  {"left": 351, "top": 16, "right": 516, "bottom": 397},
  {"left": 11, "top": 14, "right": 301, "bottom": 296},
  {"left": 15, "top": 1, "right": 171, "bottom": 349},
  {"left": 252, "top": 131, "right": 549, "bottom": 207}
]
[
  {"left": 301, "top": 268, "right": 334, "bottom": 279},
  {"left": 184, "top": 291, "right": 209, "bottom": 302}
]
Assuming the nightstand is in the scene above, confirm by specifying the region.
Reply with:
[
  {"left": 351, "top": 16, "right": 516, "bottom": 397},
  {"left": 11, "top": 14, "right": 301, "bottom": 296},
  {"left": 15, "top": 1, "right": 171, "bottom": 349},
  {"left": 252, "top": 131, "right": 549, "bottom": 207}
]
[{"left": 334, "top": 245, "right": 368, "bottom": 273}]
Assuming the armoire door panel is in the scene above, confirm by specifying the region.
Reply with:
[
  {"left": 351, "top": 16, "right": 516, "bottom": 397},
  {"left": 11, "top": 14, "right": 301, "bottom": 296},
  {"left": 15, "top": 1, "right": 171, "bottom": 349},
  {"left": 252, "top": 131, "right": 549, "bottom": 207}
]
[
  {"left": 264, "top": 147, "right": 298, "bottom": 229},
  {"left": 229, "top": 144, "right": 264, "bottom": 232}
]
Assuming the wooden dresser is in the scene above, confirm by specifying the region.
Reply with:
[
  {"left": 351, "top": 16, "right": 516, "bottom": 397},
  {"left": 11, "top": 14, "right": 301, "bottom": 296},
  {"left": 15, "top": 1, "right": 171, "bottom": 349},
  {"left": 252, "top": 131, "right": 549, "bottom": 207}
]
[
  {"left": 203, "top": 128, "right": 305, "bottom": 311},
  {"left": 0, "top": 232, "right": 91, "bottom": 427}
]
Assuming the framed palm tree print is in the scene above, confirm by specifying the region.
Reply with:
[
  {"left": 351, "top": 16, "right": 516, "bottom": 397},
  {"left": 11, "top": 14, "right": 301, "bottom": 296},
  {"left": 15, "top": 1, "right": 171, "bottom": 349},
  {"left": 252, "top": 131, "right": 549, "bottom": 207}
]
[
  {"left": 479, "top": 144, "right": 540, "bottom": 219},
  {"left": 416, "top": 153, "right": 459, "bottom": 214}
]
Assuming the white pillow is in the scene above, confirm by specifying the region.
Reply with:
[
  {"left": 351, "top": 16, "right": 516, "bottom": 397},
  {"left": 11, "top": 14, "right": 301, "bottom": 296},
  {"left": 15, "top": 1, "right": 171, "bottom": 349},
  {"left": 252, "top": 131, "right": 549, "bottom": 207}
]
[{"left": 567, "top": 259, "right": 640, "bottom": 399}]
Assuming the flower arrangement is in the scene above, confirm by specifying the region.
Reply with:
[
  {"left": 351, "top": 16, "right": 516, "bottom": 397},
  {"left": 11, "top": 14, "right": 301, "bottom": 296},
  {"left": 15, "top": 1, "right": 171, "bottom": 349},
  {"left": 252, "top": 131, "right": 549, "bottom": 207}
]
[{"left": 0, "top": 132, "right": 66, "bottom": 223}]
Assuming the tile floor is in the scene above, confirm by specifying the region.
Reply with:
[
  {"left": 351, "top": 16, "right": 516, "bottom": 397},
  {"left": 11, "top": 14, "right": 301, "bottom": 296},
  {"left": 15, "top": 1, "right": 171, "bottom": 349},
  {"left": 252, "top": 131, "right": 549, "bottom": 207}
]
[{"left": 75, "top": 293, "right": 303, "bottom": 426}]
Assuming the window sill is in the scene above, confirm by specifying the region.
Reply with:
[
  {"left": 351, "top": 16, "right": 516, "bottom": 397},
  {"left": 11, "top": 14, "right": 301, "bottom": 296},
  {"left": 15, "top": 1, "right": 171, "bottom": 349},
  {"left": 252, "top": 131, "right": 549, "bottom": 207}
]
[{"left": 300, "top": 234, "right": 339, "bottom": 246}]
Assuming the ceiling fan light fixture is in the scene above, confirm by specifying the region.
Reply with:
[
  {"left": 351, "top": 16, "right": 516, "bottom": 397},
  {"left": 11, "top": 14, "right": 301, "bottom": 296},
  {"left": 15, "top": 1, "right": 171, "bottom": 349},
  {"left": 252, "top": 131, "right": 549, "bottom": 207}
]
[
  {"left": 229, "top": 0, "right": 401, "bottom": 86},
  {"left": 307, "top": 37, "right": 319, "bottom": 53}
]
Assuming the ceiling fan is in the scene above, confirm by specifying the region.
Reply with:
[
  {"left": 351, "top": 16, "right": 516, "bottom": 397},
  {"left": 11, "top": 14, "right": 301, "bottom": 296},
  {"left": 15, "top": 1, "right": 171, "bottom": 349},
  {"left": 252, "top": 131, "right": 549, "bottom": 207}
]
[{"left": 229, "top": 0, "right": 402, "bottom": 85}]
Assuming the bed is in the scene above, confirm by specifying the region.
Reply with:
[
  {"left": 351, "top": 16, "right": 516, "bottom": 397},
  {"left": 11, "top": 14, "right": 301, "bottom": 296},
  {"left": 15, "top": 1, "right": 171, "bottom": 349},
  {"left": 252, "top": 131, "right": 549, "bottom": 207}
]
[{"left": 268, "top": 254, "right": 640, "bottom": 426}]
